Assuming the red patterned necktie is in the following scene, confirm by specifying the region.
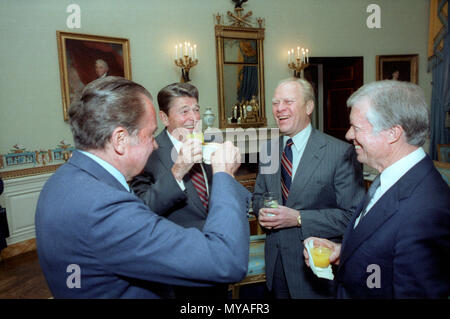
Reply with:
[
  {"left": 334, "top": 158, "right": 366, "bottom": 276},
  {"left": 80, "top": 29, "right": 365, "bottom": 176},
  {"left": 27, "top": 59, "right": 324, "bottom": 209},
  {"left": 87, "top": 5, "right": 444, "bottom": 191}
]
[
  {"left": 190, "top": 164, "right": 208, "bottom": 210},
  {"left": 281, "top": 138, "right": 294, "bottom": 205}
]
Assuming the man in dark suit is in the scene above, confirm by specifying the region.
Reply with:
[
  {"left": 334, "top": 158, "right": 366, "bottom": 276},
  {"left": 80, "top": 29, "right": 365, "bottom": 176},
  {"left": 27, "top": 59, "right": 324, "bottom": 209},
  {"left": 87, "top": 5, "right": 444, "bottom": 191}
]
[
  {"left": 35, "top": 76, "right": 250, "bottom": 298},
  {"left": 130, "top": 83, "right": 229, "bottom": 298},
  {"left": 304, "top": 80, "right": 450, "bottom": 298},
  {"left": 253, "top": 78, "right": 365, "bottom": 298}
]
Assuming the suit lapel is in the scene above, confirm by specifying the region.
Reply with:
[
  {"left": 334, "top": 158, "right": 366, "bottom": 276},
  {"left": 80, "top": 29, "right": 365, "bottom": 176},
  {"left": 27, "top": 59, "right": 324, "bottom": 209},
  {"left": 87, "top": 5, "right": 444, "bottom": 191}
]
[
  {"left": 339, "top": 156, "right": 434, "bottom": 266},
  {"left": 286, "top": 129, "right": 326, "bottom": 206},
  {"left": 339, "top": 190, "right": 399, "bottom": 265},
  {"left": 154, "top": 130, "right": 176, "bottom": 172},
  {"left": 157, "top": 130, "right": 207, "bottom": 213}
]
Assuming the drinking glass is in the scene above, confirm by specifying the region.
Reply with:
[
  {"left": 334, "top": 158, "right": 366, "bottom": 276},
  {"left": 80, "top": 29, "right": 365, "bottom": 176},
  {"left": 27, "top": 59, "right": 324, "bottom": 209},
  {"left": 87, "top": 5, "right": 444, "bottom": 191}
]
[{"left": 262, "top": 192, "right": 278, "bottom": 216}]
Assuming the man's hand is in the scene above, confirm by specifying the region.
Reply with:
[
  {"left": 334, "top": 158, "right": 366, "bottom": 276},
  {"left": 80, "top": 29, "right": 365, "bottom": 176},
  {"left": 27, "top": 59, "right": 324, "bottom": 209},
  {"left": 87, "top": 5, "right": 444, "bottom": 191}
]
[
  {"left": 210, "top": 141, "right": 241, "bottom": 177},
  {"left": 171, "top": 138, "right": 202, "bottom": 181},
  {"left": 303, "top": 237, "right": 341, "bottom": 267},
  {"left": 258, "top": 205, "right": 300, "bottom": 230}
]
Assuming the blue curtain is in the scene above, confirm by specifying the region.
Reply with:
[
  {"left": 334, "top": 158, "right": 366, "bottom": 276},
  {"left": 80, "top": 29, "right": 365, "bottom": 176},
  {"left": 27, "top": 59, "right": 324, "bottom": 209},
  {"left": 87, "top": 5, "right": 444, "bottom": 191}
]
[
  {"left": 237, "top": 41, "right": 258, "bottom": 103},
  {"left": 429, "top": 4, "right": 449, "bottom": 160},
  {"left": 238, "top": 66, "right": 258, "bottom": 102}
]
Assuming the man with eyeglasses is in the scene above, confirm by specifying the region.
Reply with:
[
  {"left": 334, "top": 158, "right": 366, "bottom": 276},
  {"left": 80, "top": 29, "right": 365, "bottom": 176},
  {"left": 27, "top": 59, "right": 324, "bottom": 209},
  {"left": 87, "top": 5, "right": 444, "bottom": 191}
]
[{"left": 253, "top": 78, "right": 365, "bottom": 298}]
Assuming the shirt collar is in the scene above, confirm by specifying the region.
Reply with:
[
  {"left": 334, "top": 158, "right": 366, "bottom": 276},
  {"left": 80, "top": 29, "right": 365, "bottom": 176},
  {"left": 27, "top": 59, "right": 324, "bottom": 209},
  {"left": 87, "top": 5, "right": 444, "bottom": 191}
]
[
  {"left": 379, "top": 147, "right": 426, "bottom": 192},
  {"left": 284, "top": 123, "right": 312, "bottom": 152},
  {"left": 78, "top": 150, "right": 130, "bottom": 192}
]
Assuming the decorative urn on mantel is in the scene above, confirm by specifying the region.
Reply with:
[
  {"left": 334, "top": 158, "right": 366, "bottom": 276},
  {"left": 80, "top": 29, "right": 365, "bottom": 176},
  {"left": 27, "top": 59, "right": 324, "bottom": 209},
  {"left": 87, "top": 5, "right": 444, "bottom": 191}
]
[{"left": 203, "top": 108, "right": 216, "bottom": 129}]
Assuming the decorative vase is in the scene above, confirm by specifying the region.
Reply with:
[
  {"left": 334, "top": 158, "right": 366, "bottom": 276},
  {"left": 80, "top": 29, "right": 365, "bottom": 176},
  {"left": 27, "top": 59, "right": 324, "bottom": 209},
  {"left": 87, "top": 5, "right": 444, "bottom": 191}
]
[{"left": 203, "top": 108, "right": 216, "bottom": 129}]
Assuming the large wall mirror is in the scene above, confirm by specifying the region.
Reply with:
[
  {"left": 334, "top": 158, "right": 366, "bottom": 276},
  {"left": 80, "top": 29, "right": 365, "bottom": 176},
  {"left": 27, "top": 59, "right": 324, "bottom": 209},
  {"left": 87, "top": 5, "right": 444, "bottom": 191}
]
[{"left": 215, "top": 24, "right": 266, "bottom": 128}]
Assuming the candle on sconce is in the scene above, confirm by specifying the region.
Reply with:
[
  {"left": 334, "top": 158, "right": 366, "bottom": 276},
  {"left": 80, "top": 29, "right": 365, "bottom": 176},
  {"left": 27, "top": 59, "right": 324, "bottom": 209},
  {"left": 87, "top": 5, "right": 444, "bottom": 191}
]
[
  {"left": 188, "top": 42, "right": 192, "bottom": 58},
  {"left": 306, "top": 49, "right": 309, "bottom": 63},
  {"left": 288, "top": 50, "right": 291, "bottom": 64},
  {"left": 297, "top": 46, "right": 300, "bottom": 59},
  {"left": 194, "top": 44, "right": 197, "bottom": 60},
  {"left": 184, "top": 42, "right": 188, "bottom": 56}
]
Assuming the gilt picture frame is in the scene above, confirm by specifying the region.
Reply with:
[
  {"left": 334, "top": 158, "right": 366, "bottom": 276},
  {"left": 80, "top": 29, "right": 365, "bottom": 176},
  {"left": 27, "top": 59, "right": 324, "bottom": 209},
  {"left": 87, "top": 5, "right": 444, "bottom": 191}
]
[
  {"left": 376, "top": 54, "right": 418, "bottom": 84},
  {"left": 56, "top": 31, "right": 132, "bottom": 121}
]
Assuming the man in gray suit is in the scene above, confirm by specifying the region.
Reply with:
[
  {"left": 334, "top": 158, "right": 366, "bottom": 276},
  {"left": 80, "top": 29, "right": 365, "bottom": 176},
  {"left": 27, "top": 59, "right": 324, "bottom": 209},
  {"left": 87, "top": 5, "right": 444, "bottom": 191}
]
[
  {"left": 253, "top": 78, "right": 365, "bottom": 298},
  {"left": 131, "top": 82, "right": 228, "bottom": 298}
]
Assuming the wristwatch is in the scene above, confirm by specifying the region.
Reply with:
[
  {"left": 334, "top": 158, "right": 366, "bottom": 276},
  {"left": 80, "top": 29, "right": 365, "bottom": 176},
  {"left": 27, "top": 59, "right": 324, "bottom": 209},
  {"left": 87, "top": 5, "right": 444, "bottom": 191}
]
[{"left": 297, "top": 212, "right": 301, "bottom": 227}]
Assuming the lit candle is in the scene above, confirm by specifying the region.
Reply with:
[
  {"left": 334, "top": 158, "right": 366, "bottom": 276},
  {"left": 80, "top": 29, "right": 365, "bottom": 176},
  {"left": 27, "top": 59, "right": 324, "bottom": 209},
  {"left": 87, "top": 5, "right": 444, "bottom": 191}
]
[
  {"left": 188, "top": 42, "right": 192, "bottom": 58},
  {"left": 194, "top": 44, "right": 197, "bottom": 60},
  {"left": 306, "top": 49, "right": 309, "bottom": 63},
  {"left": 179, "top": 43, "right": 183, "bottom": 58},
  {"left": 175, "top": 45, "right": 178, "bottom": 60},
  {"left": 291, "top": 49, "right": 294, "bottom": 61},
  {"left": 184, "top": 41, "right": 187, "bottom": 56},
  {"left": 288, "top": 50, "right": 291, "bottom": 64},
  {"left": 302, "top": 48, "right": 305, "bottom": 63},
  {"left": 297, "top": 46, "right": 300, "bottom": 59}
]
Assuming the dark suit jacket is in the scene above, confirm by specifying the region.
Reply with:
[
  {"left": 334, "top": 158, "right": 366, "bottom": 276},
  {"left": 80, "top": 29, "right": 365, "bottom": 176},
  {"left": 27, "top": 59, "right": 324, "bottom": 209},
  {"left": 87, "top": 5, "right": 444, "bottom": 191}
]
[
  {"left": 130, "top": 130, "right": 212, "bottom": 230},
  {"left": 253, "top": 128, "right": 365, "bottom": 298},
  {"left": 337, "top": 156, "right": 450, "bottom": 298},
  {"left": 35, "top": 150, "right": 250, "bottom": 298}
]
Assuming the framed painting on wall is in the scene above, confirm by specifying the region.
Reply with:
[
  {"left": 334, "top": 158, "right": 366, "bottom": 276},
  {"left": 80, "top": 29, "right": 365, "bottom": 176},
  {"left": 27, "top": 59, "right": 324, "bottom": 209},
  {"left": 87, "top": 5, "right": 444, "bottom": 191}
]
[
  {"left": 56, "top": 31, "right": 132, "bottom": 121},
  {"left": 376, "top": 54, "right": 418, "bottom": 84}
]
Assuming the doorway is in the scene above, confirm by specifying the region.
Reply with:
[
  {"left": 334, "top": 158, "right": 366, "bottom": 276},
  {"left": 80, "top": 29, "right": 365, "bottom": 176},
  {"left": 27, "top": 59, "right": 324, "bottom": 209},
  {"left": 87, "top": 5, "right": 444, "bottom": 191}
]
[{"left": 304, "top": 57, "right": 363, "bottom": 142}]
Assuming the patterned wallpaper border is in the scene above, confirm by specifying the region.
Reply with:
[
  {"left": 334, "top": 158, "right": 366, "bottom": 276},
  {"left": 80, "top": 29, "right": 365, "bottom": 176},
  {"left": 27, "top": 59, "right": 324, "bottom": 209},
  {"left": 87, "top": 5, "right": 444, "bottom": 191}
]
[{"left": 0, "top": 141, "right": 74, "bottom": 180}]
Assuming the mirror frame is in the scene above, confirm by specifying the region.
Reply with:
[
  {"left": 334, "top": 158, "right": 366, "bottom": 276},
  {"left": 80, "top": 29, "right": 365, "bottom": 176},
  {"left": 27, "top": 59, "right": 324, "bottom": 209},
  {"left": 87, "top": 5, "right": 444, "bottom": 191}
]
[{"left": 215, "top": 25, "right": 267, "bottom": 129}]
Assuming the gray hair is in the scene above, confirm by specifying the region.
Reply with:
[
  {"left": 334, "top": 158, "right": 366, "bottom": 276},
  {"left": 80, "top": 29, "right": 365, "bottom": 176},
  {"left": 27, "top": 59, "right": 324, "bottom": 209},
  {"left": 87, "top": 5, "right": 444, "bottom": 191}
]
[
  {"left": 347, "top": 80, "right": 429, "bottom": 146},
  {"left": 68, "top": 76, "right": 153, "bottom": 150},
  {"left": 277, "top": 78, "right": 316, "bottom": 106}
]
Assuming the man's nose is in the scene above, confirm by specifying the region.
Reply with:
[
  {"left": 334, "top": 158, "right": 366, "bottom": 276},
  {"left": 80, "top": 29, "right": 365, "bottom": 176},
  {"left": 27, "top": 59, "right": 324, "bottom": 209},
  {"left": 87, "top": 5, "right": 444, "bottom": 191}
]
[{"left": 345, "top": 127, "right": 354, "bottom": 142}]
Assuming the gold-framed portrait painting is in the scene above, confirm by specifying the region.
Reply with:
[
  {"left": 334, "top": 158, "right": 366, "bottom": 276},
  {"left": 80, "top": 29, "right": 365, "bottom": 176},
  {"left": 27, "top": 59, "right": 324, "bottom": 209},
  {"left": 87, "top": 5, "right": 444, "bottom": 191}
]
[
  {"left": 56, "top": 31, "right": 132, "bottom": 121},
  {"left": 376, "top": 54, "right": 418, "bottom": 84}
]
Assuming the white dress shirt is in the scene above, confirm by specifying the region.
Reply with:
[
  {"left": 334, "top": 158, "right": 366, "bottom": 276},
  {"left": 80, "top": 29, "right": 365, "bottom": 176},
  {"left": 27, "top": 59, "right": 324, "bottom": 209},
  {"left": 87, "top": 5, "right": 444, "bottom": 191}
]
[
  {"left": 354, "top": 147, "right": 426, "bottom": 226},
  {"left": 283, "top": 123, "right": 312, "bottom": 182}
]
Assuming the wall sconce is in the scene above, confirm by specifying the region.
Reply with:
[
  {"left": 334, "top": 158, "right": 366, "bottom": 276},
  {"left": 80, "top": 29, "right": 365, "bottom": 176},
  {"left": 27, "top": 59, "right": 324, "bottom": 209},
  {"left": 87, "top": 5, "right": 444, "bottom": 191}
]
[
  {"left": 174, "top": 42, "right": 198, "bottom": 82},
  {"left": 288, "top": 46, "right": 309, "bottom": 78}
]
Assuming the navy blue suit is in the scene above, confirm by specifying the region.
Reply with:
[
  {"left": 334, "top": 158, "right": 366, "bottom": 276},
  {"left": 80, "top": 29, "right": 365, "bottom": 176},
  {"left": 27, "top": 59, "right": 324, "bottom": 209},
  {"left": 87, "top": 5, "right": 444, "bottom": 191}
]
[
  {"left": 337, "top": 156, "right": 450, "bottom": 298},
  {"left": 35, "top": 150, "right": 250, "bottom": 298}
]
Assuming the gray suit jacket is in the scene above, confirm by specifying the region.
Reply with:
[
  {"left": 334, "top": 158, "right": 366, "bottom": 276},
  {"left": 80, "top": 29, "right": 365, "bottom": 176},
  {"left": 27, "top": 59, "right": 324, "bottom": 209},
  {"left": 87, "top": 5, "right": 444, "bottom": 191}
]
[
  {"left": 130, "top": 130, "right": 213, "bottom": 230},
  {"left": 253, "top": 128, "right": 365, "bottom": 298}
]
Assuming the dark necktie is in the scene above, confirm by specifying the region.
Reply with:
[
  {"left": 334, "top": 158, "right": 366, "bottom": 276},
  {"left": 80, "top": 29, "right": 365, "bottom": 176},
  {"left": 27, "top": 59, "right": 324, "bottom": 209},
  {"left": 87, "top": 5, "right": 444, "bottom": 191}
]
[
  {"left": 356, "top": 174, "right": 381, "bottom": 226},
  {"left": 190, "top": 164, "right": 208, "bottom": 210},
  {"left": 281, "top": 138, "right": 294, "bottom": 205}
]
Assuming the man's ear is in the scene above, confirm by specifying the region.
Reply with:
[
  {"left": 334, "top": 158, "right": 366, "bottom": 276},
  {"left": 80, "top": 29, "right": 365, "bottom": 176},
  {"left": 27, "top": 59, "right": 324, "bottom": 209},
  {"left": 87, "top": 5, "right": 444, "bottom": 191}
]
[
  {"left": 159, "top": 111, "right": 169, "bottom": 127},
  {"left": 387, "top": 125, "right": 403, "bottom": 144},
  {"left": 306, "top": 100, "right": 315, "bottom": 116},
  {"left": 110, "top": 127, "right": 128, "bottom": 155}
]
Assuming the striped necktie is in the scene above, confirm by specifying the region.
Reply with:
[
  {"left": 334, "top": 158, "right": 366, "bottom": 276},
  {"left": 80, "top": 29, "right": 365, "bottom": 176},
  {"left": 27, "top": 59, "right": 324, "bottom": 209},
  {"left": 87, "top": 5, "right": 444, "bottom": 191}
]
[
  {"left": 355, "top": 174, "right": 381, "bottom": 227},
  {"left": 190, "top": 164, "right": 208, "bottom": 210},
  {"left": 281, "top": 138, "right": 294, "bottom": 205}
]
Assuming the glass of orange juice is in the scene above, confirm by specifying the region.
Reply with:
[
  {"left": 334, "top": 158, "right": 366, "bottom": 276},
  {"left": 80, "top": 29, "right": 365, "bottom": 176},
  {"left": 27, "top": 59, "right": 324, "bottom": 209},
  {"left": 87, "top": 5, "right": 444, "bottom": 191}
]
[{"left": 311, "top": 246, "right": 332, "bottom": 268}]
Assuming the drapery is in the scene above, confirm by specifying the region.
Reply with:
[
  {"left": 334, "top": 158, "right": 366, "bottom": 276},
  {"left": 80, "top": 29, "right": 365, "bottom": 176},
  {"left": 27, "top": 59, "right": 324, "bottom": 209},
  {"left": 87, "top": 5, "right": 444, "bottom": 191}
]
[
  {"left": 428, "top": 0, "right": 449, "bottom": 159},
  {"left": 237, "top": 41, "right": 258, "bottom": 103}
]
